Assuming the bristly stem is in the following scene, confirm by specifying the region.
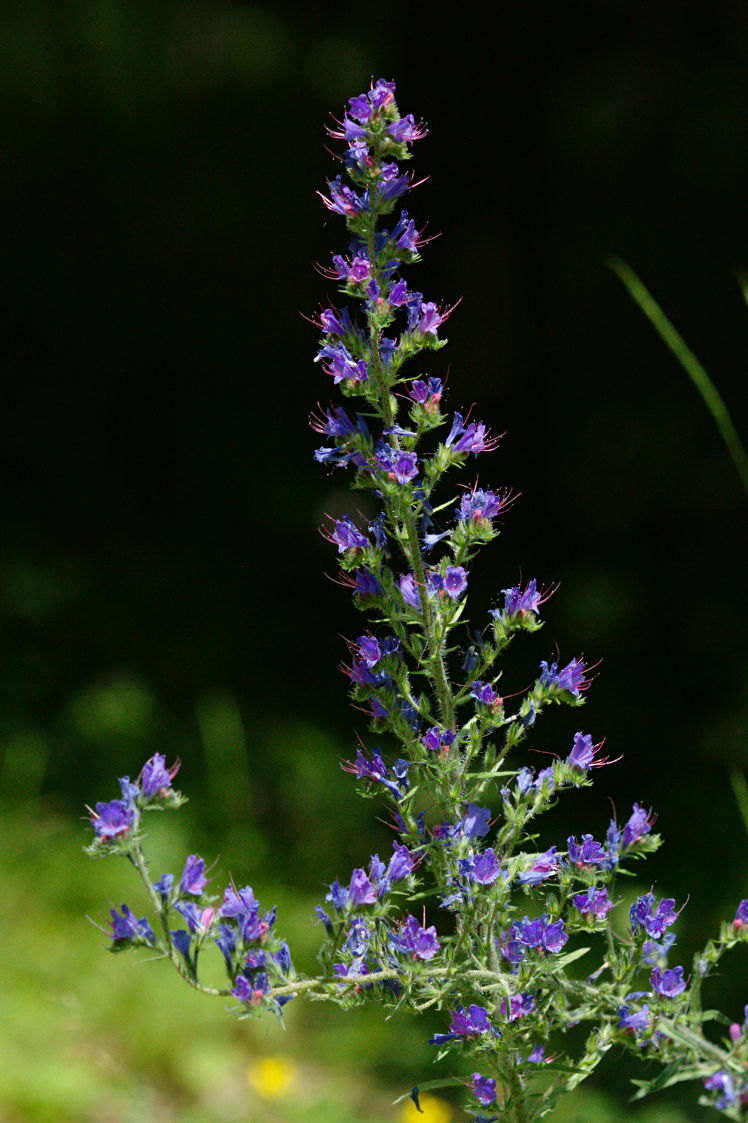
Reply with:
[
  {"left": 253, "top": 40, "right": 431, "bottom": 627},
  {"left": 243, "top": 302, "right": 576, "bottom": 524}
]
[{"left": 130, "top": 844, "right": 229, "bottom": 997}]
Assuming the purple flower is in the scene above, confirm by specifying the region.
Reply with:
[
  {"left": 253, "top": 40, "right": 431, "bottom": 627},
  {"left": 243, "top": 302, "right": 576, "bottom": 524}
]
[
  {"left": 703, "top": 1071, "right": 739, "bottom": 1110},
  {"left": 349, "top": 568, "right": 382, "bottom": 598},
  {"left": 421, "top": 726, "right": 456, "bottom": 754},
  {"left": 429, "top": 1003, "right": 499, "bottom": 1044},
  {"left": 140, "top": 752, "right": 180, "bottom": 799},
  {"left": 452, "top": 1005, "right": 492, "bottom": 1034},
  {"left": 517, "top": 847, "right": 558, "bottom": 886},
  {"left": 498, "top": 928, "right": 527, "bottom": 964},
  {"left": 347, "top": 93, "right": 373, "bottom": 124},
  {"left": 328, "top": 515, "right": 369, "bottom": 553},
  {"left": 446, "top": 414, "right": 500, "bottom": 455},
  {"left": 539, "top": 657, "right": 590, "bottom": 697},
  {"left": 500, "top": 578, "right": 551, "bottom": 615},
  {"left": 472, "top": 849, "right": 502, "bottom": 885},
  {"left": 619, "top": 1002, "right": 650, "bottom": 1033},
  {"left": 393, "top": 215, "right": 421, "bottom": 253},
  {"left": 395, "top": 914, "right": 440, "bottom": 960},
  {"left": 232, "top": 973, "right": 269, "bottom": 1006},
  {"left": 455, "top": 803, "right": 492, "bottom": 839},
  {"left": 368, "top": 78, "right": 396, "bottom": 111},
  {"left": 415, "top": 301, "right": 445, "bottom": 335},
  {"left": 458, "top": 487, "right": 509, "bottom": 524},
  {"left": 342, "top": 747, "right": 409, "bottom": 799},
  {"left": 215, "top": 923, "right": 238, "bottom": 963},
  {"left": 567, "top": 834, "right": 607, "bottom": 866},
  {"left": 378, "top": 170, "right": 413, "bottom": 202},
  {"left": 356, "top": 635, "right": 382, "bottom": 666},
  {"left": 174, "top": 899, "right": 202, "bottom": 933},
  {"left": 110, "top": 904, "right": 156, "bottom": 946},
  {"left": 512, "top": 915, "right": 568, "bottom": 954},
  {"left": 573, "top": 886, "right": 614, "bottom": 921},
  {"left": 470, "top": 680, "right": 500, "bottom": 707},
  {"left": 348, "top": 868, "right": 378, "bottom": 906},
  {"left": 329, "top": 252, "right": 372, "bottom": 285},
  {"left": 630, "top": 893, "right": 679, "bottom": 939},
  {"left": 342, "top": 916, "right": 372, "bottom": 957},
  {"left": 387, "top": 841, "right": 415, "bottom": 882},
  {"left": 327, "top": 115, "right": 367, "bottom": 142},
  {"left": 318, "top": 177, "right": 369, "bottom": 217},
  {"left": 409, "top": 376, "right": 442, "bottom": 405},
  {"left": 153, "top": 872, "right": 173, "bottom": 902},
  {"left": 219, "top": 885, "right": 275, "bottom": 943},
  {"left": 374, "top": 442, "right": 419, "bottom": 484},
  {"left": 567, "top": 731, "right": 611, "bottom": 771},
  {"left": 180, "top": 854, "right": 208, "bottom": 896},
  {"left": 621, "top": 803, "right": 656, "bottom": 849},
  {"left": 470, "top": 1074, "right": 497, "bottom": 1106},
  {"left": 387, "top": 113, "right": 428, "bottom": 143},
  {"left": 118, "top": 777, "right": 139, "bottom": 807},
  {"left": 389, "top": 277, "right": 409, "bottom": 305},
  {"left": 399, "top": 572, "right": 422, "bottom": 610},
  {"left": 734, "top": 899, "right": 748, "bottom": 929},
  {"left": 309, "top": 402, "right": 365, "bottom": 439},
  {"left": 642, "top": 932, "right": 677, "bottom": 965},
  {"left": 650, "top": 965, "right": 687, "bottom": 997},
  {"left": 91, "top": 798, "right": 137, "bottom": 840},
  {"left": 441, "top": 565, "right": 468, "bottom": 598},
  {"left": 316, "top": 341, "right": 368, "bottom": 384},
  {"left": 317, "top": 307, "right": 349, "bottom": 336},
  {"left": 501, "top": 992, "right": 536, "bottom": 1021}
]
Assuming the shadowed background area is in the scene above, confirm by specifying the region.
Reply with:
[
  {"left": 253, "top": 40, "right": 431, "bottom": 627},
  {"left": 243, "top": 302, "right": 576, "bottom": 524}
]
[{"left": 2, "top": 1, "right": 747, "bottom": 1120}]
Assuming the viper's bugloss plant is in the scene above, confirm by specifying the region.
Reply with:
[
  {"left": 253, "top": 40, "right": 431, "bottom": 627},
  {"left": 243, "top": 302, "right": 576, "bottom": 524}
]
[{"left": 85, "top": 80, "right": 748, "bottom": 1121}]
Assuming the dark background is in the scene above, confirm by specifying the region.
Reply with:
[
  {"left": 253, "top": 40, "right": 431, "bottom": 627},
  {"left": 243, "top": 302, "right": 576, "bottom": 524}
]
[{"left": 2, "top": 0, "right": 747, "bottom": 1114}]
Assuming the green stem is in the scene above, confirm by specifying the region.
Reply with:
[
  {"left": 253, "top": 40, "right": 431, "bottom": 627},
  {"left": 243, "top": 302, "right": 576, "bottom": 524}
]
[
  {"left": 130, "top": 845, "right": 229, "bottom": 998},
  {"left": 362, "top": 208, "right": 456, "bottom": 736},
  {"left": 606, "top": 255, "right": 748, "bottom": 497},
  {"left": 400, "top": 501, "right": 456, "bottom": 731},
  {"left": 499, "top": 1053, "right": 533, "bottom": 1123}
]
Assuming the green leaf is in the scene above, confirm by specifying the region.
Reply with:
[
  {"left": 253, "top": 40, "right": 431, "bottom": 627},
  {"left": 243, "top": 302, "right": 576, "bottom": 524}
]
[
  {"left": 701, "top": 1009, "right": 734, "bottom": 1027},
  {"left": 630, "top": 1062, "right": 704, "bottom": 1100},
  {"left": 393, "top": 1077, "right": 465, "bottom": 1105},
  {"left": 522, "top": 1061, "right": 587, "bottom": 1075},
  {"left": 552, "top": 946, "right": 591, "bottom": 971},
  {"left": 430, "top": 496, "right": 458, "bottom": 515},
  {"left": 463, "top": 770, "right": 516, "bottom": 780}
]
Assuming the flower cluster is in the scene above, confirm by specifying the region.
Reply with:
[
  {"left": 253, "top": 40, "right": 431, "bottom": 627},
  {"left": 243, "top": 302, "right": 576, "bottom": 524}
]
[
  {"left": 87, "top": 754, "right": 295, "bottom": 1015},
  {"left": 84, "top": 79, "right": 748, "bottom": 1123}
]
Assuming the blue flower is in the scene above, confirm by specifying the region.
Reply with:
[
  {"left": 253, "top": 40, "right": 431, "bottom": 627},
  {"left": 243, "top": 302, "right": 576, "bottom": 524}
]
[
  {"left": 567, "top": 731, "right": 611, "bottom": 771},
  {"left": 517, "top": 847, "right": 558, "bottom": 886},
  {"left": 109, "top": 904, "right": 155, "bottom": 947},
  {"left": 394, "top": 915, "right": 440, "bottom": 960},
  {"left": 572, "top": 886, "right": 613, "bottom": 921},
  {"left": 140, "top": 752, "right": 180, "bottom": 799},
  {"left": 470, "top": 1073, "right": 497, "bottom": 1106},
  {"left": 429, "top": 1004, "right": 500, "bottom": 1045},
  {"left": 619, "top": 1002, "right": 650, "bottom": 1033},
  {"left": 180, "top": 854, "right": 208, "bottom": 896},
  {"left": 567, "top": 834, "right": 607, "bottom": 865},
  {"left": 91, "top": 799, "right": 136, "bottom": 840},
  {"left": 500, "top": 992, "right": 536, "bottom": 1021},
  {"left": 703, "top": 1070, "right": 740, "bottom": 1110},
  {"left": 650, "top": 966, "right": 687, "bottom": 997},
  {"left": 454, "top": 803, "right": 492, "bottom": 839},
  {"left": 630, "top": 893, "right": 679, "bottom": 939}
]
